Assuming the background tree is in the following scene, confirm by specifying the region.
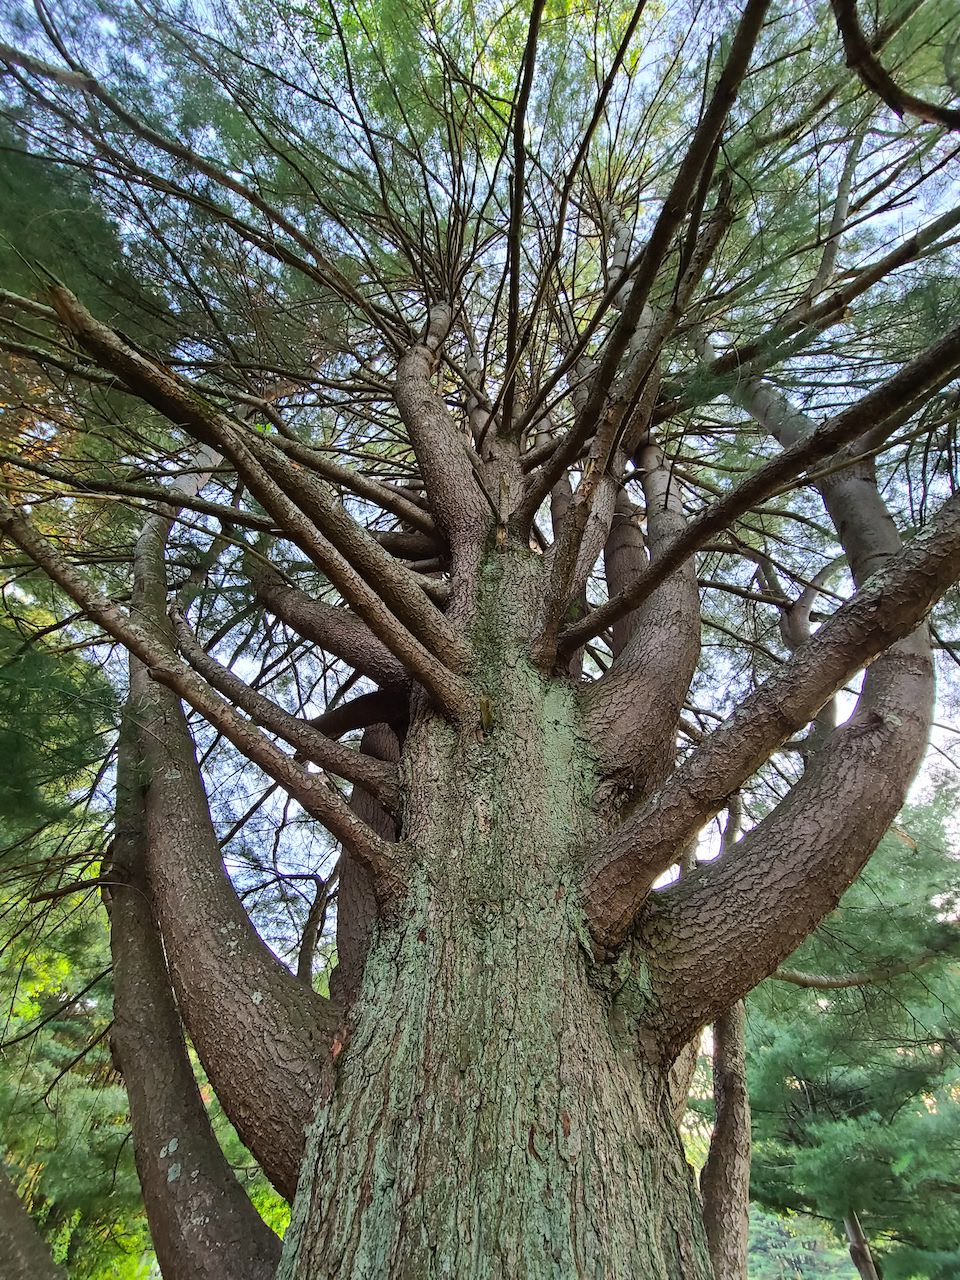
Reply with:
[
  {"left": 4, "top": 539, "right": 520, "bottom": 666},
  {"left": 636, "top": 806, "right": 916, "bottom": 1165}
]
[
  {"left": 0, "top": 0, "right": 960, "bottom": 1276},
  {"left": 748, "top": 790, "right": 960, "bottom": 1280}
]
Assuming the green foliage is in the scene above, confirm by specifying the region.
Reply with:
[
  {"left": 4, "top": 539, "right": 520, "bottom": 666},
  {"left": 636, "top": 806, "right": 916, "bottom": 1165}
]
[
  {"left": 0, "top": 620, "right": 115, "bottom": 826},
  {"left": 748, "top": 1208, "right": 852, "bottom": 1279},
  {"left": 0, "top": 608, "right": 147, "bottom": 1274},
  {"left": 748, "top": 789, "right": 960, "bottom": 1279},
  {"left": 0, "top": 127, "right": 163, "bottom": 343}
]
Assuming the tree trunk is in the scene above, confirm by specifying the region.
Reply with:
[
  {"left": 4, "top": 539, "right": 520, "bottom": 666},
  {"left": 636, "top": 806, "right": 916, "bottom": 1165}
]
[
  {"left": 700, "top": 1003, "right": 751, "bottom": 1280},
  {"left": 844, "top": 1210, "right": 882, "bottom": 1280},
  {"left": 0, "top": 1165, "right": 65, "bottom": 1280},
  {"left": 279, "top": 552, "right": 712, "bottom": 1279},
  {"left": 109, "top": 714, "right": 281, "bottom": 1280}
]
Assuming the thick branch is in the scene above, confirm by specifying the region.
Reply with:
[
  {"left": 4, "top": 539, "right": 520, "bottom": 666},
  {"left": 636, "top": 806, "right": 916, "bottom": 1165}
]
[
  {"left": 249, "top": 560, "right": 408, "bottom": 689},
  {"left": 0, "top": 1167, "right": 64, "bottom": 1280},
  {"left": 582, "top": 452, "right": 700, "bottom": 786},
  {"left": 831, "top": 0, "right": 960, "bottom": 130},
  {"left": 108, "top": 717, "right": 281, "bottom": 1277},
  {"left": 639, "top": 643, "right": 932, "bottom": 1054},
  {"left": 131, "top": 653, "right": 337, "bottom": 1200},
  {"left": 394, "top": 316, "right": 490, "bottom": 560},
  {"left": 700, "top": 1003, "right": 751, "bottom": 1280},
  {"left": 580, "top": 482, "right": 960, "bottom": 951},
  {"left": 329, "top": 723, "right": 402, "bottom": 1006}
]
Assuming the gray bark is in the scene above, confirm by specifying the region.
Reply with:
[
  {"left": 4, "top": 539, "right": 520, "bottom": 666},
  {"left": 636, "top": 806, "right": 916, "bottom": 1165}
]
[
  {"left": 700, "top": 1004, "right": 751, "bottom": 1280},
  {"left": 0, "top": 1165, "right": 65, "bottom": 1280},
  {"left": 109, "top": 717, "right": 281, "bottom": 1280}
]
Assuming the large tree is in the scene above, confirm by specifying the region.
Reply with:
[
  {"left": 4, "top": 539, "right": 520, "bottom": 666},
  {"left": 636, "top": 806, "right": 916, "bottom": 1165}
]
[{"left": 1, "top": 0, "right": 960, "bottom": 1275}]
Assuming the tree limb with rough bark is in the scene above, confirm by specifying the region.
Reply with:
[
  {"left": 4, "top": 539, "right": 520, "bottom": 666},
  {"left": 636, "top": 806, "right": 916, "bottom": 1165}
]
[{"left": 1, "top": 0, "right": 960, "bottom": 1275}]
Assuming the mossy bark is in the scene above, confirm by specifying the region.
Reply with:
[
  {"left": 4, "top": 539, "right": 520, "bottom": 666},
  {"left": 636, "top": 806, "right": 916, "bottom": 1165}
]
[{"left": 279, "top": 552, "right": 712, "bottom": 1279}]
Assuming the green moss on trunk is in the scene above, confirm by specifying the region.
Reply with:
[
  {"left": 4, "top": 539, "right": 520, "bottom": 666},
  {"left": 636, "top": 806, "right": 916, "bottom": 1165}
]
[{"left": 279, "top": 552, "right": 713, "bottom": 1279}]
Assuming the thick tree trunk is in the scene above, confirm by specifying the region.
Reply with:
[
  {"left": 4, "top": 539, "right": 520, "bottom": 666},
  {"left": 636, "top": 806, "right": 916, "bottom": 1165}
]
[{"left": 279, "top": 552, "right": 712, "bottom": 1279}]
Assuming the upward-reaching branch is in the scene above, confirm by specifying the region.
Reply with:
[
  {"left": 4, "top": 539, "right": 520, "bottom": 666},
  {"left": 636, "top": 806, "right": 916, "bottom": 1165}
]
[
  {"left": 108, "top": 716, "right": 282, "bottom": 1277},
  {"left": 44, "top": 287, "right": 473, "bottom": 717},
  {"left": 580, "top": 481, "right": 960, "bottom": 951},
  {"left": 500, "top": 0, "right": 546, "bottom": 436},
  {"left": 560, "top": 324, "right": 960, "bottom": 652}
]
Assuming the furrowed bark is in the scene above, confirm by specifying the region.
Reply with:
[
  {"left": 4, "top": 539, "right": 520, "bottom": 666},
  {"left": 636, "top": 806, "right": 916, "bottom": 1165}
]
[
  {"left": 329, "top": 723, "right": 402, "bottom": 1007},
  {"left": 127, "top": 497, "right": 344, "bottom": 1200},
  {"left": 0, "top": 1166, "right": 64, "bottom": 1280},
  {"left": 582, "top": 447, "right": 700, "bottom": 786},
  {"left": 109, "top": 717, "right": 281, "bottom": 1279},
  {"left": 131, "top": 656, "right": 337, "bottom": 1201},
  {"left": 640, "top": 637, "right": 933, "bottom": 1053},
  {"left": 700, "top": 1003, "right": 751, "bottom": 1280},
  {"left": 279, "top": 548, "right": 714, "bottom": 1279},
  {"left": 394, "top": 311, "right": 490, "bottom": 562},
  {"left": 580, "top": 482, "right": 960, "bottom": 952}
]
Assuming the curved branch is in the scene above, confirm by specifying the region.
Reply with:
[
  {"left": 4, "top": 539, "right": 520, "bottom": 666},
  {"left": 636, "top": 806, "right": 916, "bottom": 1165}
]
[
  {"left": 108, "top": 718, "right": 282, "bottom": 1275},
  {"left": 582, "top": 451, "right": 700, "bottom": 787},
  {"left": 248, "top": 559, "right": 408, "bottom": 689},
  {"left": 131, "top": 652, "right": 338, "bottom": 1200},
  {"left": 0, "top": 499, "right": 401, "bottom": 883},
  {"left": 639, "top": 640, "right": 932, "bottom": 1055},
  {"left": 312, "top": 687, "right": 410, "bottom": 739},
  {"left": 579, "top": 481, "right": 960, "bottom": 952},
  {"left": 394, "top": 314, "right": 490, "bottom": 562},
  {"left": 831, "top": 0, "right": 960, "bottom": 131}
]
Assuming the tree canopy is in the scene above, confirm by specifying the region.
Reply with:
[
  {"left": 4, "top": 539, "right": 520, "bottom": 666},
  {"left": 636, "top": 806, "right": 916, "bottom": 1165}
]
[{"left": 1, "top": 0, "right": 960, "bottom": 1277}]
